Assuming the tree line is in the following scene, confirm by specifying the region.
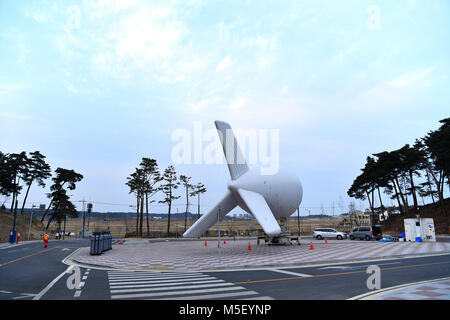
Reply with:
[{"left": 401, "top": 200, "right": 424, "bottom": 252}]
[
  {"left": 126, "top": 158, "right": 206, "bottom": 238},
  {"left": 0, "top": 150, "right": 83, "bottom": 233},
  {"left": 348, "top": 118, "right": 450, "bottom": 224}
]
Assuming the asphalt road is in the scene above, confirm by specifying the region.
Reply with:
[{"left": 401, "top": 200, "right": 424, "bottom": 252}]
[
  {"left": 0, "top": 238, "right": 449, "bottom": 301},
  {"left": 207, "top": 253, "right": 450, "bottom": 300},
  {"left": 0, "top": 238, "right": 90, "bottom": 300}
]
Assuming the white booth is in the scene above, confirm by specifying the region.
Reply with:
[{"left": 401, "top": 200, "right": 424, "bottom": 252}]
[{"left": 404, "top": 218, "right": 435, "bottom": 242}]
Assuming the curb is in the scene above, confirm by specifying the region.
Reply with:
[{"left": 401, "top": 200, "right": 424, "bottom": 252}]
[{"left": 348, "top": 276, "right": 450, "bottom": 300}]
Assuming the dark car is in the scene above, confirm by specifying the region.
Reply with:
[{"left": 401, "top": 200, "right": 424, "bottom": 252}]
[{"left": 349, "top": 226, "right": 382, "bottom": 241}]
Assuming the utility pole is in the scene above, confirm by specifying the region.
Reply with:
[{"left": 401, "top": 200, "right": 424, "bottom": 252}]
[
  {"left": 87, "top": 203, "right": 93, "bottom": 231},
  {"left": 63, "top": 212, "right": 66, "bottom": 240},
  {"left": 218, "top": 205, "right": 221, "bottom": 266},
  {"left": 79, "top": 199, "right": 86, "bottom": 238},
  {"left": 297, "top": 207, "right": 300, "bottom": 236}
]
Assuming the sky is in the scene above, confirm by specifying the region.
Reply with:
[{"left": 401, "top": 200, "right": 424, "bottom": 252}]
[{"left": 1, "top": 0, "right": 449, "bottom": 217}]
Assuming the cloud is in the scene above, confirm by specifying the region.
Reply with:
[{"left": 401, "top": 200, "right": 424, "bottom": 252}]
[
  {"left": 0, "top": 84, "right": 26, "bottom": 106},
  {"left": 216, "top": 56, "right": 232, "bottom": 72},
  {"left": 354, "top": 67, "right": 434, "bottom": 111},
  {"left": 387, "top": 68, "right": 432, "bottom": 88},
  {"left": 66, "top": 5, "right": 81, "bottom": 30}
]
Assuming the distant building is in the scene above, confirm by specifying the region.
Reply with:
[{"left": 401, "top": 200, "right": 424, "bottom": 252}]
[{"left": 350, "top": 211, "right": 371, "bottom": 227}]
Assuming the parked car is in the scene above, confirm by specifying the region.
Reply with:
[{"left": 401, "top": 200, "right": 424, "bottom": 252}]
[
  {"left": 349, "top": 225, "right": 382, "bottom": 240},
  {"left": 313, "top": 228, "right": 347, "bottom": 240}
]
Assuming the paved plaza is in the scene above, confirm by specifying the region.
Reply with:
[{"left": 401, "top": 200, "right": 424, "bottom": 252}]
[
  {"left": 375, "top": 278, "right": 450, "bottom": 300},
  {"left": 73, "top": 238, "right": 450, "bottom": 271}
]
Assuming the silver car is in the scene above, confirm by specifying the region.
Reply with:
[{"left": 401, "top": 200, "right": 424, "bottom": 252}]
[
  {"left": 349, "top": 226, "right": 382, "bottom": 241},
  {"left": 313, "top": 228, "right": 347, "bottom": 240}
]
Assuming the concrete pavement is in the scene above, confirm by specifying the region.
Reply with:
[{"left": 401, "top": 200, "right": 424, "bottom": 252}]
[
  {"left": 72, "top": 238, "right": 450, "bottom": 271},
  {"left": 350, "top": 277, "right": 450, "bottom": 300}
]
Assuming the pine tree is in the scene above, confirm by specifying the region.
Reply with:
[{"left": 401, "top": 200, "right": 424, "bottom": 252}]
[{"left": 159, "top": 165, "right": 180, "bottom": 236}]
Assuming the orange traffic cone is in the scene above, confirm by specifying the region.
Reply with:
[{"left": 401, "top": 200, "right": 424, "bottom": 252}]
[
  {"left": 204, "top": 240, "right": 207, "bottom": 247},
  {"left": 257, "top": 239, "right": 260, "bottom": 245},
  {"left": 248, "top": 242, "right": 252, "bottom": 251},
  {"left": 121, "top": 240, "right": 124, "bottom": 245},
  {"left": 309, "top": 241, "right": 314, "bottom": 250},
  {"left": 325, "top": 238, "right": 328, "bottom": 244},
  {"left": 223, "top": 239, "right": 227, "bottom": 245},
  {"left": 217, "top": 242, "right": 220, "bottom": 248}
]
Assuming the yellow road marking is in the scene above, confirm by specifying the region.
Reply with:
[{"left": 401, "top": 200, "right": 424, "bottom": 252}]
[
  {"left": 233, "top": 260, "right": 450, "bottom": 285},
  {"left": 0, "top": 248, "right": 55, "bottom": 267}
]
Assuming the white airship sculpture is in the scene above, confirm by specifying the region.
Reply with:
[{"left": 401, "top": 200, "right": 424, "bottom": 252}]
[{"left": 183, "top": 120, "right": 303, "bottom": 243}]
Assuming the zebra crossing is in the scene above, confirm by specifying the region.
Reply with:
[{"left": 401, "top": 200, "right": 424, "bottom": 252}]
[{"left": 107, "top": 270, "right": 273, "bottom": 300}]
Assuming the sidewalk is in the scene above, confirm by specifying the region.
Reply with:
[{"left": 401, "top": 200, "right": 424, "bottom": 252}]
[
  {"left": 353, "top": 277, "right": 450, "bottom": 300},
  {"left": 0, "top": 241, "right": 36, "bottom": 249}
]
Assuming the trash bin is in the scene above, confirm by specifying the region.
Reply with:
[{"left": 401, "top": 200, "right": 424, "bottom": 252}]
[
  {"left": 97, "top": 234, "right": 102, "bottom": 253},
  {"left": 90, "top": 231, "right": 112, "bottom": 255},
  {"left": 9, "top": 230, "right": 17, "bottom": 244},
  {"left": 90, "top": 234, "right": 101, "bottom": 255},
  {"left": 103, "top": 233, "right": 111, "bottom": 251}
]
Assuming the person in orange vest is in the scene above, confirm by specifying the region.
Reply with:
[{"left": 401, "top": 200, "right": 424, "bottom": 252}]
[
  {"left": 16, "top": 232, "right": 21, "bottom": 243},
  {"left": 43, "top": 232, "right": 49, "bottom": 248}
]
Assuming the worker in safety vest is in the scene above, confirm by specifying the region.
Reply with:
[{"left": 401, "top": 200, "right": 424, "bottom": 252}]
[{"left": 43, "top": 233, "right": 49, "bottom": 248}]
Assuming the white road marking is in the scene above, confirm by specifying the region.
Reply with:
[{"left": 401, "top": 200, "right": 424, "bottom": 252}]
[
  {"left": 158, "top": 291, "right": 261, "bottom": 300},
  {"left": 239, "top": 296, "right": 275, "bottom": 300},
  {"left": 111, "top": 282, "right": 235, "bottom": 294},
  {"left": 108, "top": 270, "right": 271, "bottom": 300},
  {"left": 33, "top": 265, "right": 74, "bottom": 300},
  {"left": 108, "top": 274, "right": 210, "bottom": 282},
  {"left": 319, "top": 266, "right": 353, "bottom": 270},
  {"left": 268, "top": 268, "right": 312, "bottom": 277},
  {"left": 110, "top": 279, "right": 225, "bottom": 289},
  {"left": 108, "top": 277, "right": 212, "bottom": 286},
  {"left": 111, "top": 286, "right": 247, "bottom": 300},
  {"left": 12, "top": 293, "right": 36, "bottom": 300}
]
